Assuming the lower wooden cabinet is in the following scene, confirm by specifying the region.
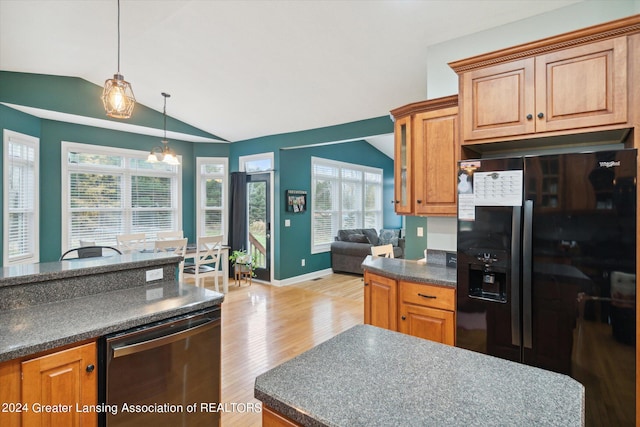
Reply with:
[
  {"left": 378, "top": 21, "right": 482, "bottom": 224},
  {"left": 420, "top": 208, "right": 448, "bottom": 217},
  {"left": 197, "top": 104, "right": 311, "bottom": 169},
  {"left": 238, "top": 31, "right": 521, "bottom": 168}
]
[
  {"left": 364, "top": 271, "right": 397, "bottom": 331},
  {"left": 262, "top": 405, "right": 303, "bottom": 427},
  {"left": 0, "top": 341, "right": 97, "bottom": 427},
  {"left": 364, "top": 271, "right": 455, "bottom": 345}
]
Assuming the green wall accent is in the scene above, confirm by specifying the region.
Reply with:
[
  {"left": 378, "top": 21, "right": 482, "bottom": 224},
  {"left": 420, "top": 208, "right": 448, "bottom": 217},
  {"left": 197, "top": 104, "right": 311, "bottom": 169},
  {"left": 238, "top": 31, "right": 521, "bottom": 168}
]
[
  {"left": 0, "top": 71, "right": 225, "bottom": 141},
  {"left": 404, "top": 216, "right": 429, "bottom": 260}
]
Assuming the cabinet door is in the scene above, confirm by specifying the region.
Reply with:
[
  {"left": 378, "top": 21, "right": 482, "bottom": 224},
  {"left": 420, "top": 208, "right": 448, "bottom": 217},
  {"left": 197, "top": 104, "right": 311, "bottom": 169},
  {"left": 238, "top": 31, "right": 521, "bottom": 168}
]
[
  {"left": 0, "top": 359, "right": 21, "bottom": 427},
  {"left": 394, "top": 116, "right": 413, "bottom": 214},
  {"left": 22, "top": 342, "right": 97, "bottom": 427},
  {"left": 462, "top": 58, "right": 535, "bottom": 141},
  {"left": 399, "top": 304, "right": 455, "bottom": 345},
  {"left": 263, "top": 405, "right": 302, "bottom": 427},
  {"left": 535, "top": 37, "right": 627, "bottom": 133},
  {"left": 364, "top": 272, "right": 397, "bottom": 331},
  {"left": 413, "top": 107, "right": 459, "bottom": 216}
]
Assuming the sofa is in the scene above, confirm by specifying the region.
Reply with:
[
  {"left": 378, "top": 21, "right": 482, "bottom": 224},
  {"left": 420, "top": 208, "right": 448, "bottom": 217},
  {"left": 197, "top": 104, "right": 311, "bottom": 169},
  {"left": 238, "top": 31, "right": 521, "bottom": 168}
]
[{"left": 331, "top": 228, "right": 404, "bottom": 274}]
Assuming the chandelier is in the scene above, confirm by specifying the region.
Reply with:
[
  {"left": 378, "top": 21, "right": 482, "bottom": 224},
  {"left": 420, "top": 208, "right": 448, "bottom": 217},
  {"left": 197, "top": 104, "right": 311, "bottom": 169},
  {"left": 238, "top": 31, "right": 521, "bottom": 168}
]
[
  {"left": 147, "top": 92, "right": 180, "bottom": 165},
  {"left": 101, "top": 0, "right": 136, "bottom": 119}
]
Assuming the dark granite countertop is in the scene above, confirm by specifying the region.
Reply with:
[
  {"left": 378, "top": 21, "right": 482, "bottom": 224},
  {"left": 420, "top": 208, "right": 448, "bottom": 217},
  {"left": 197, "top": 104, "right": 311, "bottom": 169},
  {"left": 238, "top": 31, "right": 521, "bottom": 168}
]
[
  {"left": 255, "top": 325, "right": 584, "bottom": 427},
  {"left": 0, "top": 253, "right": 224, "bottom": 362},
  {"left": 361, "top": 256, "right": 456, "bottom": 287}
]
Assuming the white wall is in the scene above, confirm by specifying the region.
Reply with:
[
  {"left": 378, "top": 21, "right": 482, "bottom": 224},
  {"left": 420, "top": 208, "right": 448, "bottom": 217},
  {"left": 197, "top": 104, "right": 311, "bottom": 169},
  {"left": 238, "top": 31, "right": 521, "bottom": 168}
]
[{"left": 422, "top": 0, "right": 640, "bottom": 251}]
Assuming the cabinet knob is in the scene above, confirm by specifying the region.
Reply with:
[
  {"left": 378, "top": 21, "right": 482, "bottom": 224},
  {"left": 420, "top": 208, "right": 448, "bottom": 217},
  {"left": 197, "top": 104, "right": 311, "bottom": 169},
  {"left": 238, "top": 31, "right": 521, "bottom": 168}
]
[
  {"left": 86, "top": 364, "right": 95, "bottom": 373},
  {"left": 537, "top": 112, "right": 544, "bottom": 119},
  {"left": 416, "top": 200, "right": 422, "bottom": 204},
  {"left": 526, "top": 114, "right": 533, "bottom": 120},
  {"left": 401, "top": 316, "right": 406, "bottom": 320},
  {"left": 394, "top": 200, "right": 399, "bottom": 204}
]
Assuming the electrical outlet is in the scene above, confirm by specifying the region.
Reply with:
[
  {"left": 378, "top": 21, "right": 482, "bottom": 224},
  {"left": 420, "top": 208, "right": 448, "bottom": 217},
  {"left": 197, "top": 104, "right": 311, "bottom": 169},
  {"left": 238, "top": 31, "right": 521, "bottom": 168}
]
[
  {"left": 301, "top": 259, "right": 305, "bottom": 267},
  {"left": 417, "top": 227, "right": 424, "bottom": 237},
  {"left": 146, "top": 268, "right": 163, "bottom": 282},
  {"left": 146, "top": 287, "right": 164, "bottom": 300}
]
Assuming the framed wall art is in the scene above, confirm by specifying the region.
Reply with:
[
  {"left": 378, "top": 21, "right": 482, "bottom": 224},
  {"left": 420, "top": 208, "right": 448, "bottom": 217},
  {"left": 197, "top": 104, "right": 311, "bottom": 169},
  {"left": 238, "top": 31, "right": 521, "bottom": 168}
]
[{"left": 286, "top": 190, "right": 307, "bottom": 213}]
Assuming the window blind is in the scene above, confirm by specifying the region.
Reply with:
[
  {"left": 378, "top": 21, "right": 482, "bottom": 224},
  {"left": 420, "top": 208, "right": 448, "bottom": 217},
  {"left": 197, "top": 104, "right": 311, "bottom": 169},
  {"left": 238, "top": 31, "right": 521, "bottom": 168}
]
[
  {"left": 311, "top": 157, "right": 383, "bottom": 253},
  {"left": 3, "top": 132, "right": 39, "bottom": 265},
  {"left": 63, "top": 143, "right": 180, "bottom": 249}
]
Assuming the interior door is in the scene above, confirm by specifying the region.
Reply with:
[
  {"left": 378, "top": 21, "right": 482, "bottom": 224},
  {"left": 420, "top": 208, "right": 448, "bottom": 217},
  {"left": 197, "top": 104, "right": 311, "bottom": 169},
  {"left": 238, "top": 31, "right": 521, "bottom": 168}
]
[{"left": 246, "top": 173, "right": 271, "bottom": 281}]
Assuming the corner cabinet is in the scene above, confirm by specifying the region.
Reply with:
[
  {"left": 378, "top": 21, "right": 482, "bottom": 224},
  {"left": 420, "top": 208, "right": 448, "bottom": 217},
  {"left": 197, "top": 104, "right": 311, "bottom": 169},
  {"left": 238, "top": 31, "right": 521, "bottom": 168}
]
[
  {"left": 450, "top": 16, "right": 640, "bottom": 144},
  {"left": 391, "top": 95, "right": 459, "bottom": 216},
  {"left": 364, "top": 271, "right": 455, "bottom": 345},
  {"left": 0, "top": 341, "right": 98, "bottom": 427}
]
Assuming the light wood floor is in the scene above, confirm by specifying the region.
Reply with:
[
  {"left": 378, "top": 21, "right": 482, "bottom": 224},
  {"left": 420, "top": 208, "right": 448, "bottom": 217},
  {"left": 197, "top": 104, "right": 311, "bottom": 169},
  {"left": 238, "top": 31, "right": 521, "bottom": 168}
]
[{"left": 203, "top": 273, "right": 364, "bottom": 426}]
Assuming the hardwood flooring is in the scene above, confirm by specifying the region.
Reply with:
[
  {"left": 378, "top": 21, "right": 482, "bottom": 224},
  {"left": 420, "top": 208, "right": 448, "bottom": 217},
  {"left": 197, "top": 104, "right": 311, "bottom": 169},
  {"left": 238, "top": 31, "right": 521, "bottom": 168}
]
[{"left": 204, "top": 273, "right": 364, "bottom": 426}]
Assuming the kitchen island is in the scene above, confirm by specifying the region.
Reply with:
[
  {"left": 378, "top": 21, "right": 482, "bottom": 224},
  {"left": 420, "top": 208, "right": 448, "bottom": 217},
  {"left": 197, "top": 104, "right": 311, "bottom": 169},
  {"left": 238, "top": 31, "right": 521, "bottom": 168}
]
[{"left": 255, "top": 324, "right": 585, "bottom": 426}]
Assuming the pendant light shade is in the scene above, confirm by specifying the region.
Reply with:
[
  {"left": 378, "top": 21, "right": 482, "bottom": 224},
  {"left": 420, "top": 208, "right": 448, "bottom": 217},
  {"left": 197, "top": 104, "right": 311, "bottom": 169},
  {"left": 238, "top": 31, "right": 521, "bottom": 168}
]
[
  {"left": 102, "top": 0, "right": 135, "bottom": 119},
  {"left": 147, "top": 93, "right": 180, "bottom": 165}
]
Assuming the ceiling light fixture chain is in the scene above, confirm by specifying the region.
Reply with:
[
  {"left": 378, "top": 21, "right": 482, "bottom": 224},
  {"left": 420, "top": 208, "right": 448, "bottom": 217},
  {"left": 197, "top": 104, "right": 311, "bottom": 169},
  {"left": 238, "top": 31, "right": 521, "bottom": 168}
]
[
  {"left": 147, "top": 92, "right": 180, "bottom": 165},
  {"left": 101, "top": 0, "right": 136, "bottom": 119}
]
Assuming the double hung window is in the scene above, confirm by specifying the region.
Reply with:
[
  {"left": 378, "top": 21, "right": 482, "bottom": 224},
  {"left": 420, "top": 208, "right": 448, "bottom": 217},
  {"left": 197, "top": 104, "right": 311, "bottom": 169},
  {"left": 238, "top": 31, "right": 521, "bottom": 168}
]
[
  {"left": 311, "top": 157, "right": 383, "bottom": 253},
  {"left": 196, "top": 157, "right": 227, "bottom": 240},
  {"left": 62, "top": 142, "right": 181, "bottom": 249},
  {"left": 3, "top": 130, "right": 39, "bottom": 265}
]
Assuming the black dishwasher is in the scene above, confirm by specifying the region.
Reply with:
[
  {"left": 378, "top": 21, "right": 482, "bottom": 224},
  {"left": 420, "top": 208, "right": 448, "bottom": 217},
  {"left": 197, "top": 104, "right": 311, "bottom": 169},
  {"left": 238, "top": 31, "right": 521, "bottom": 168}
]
[{"left": 99, "top": 306, "right": 221, "bottom": 427}]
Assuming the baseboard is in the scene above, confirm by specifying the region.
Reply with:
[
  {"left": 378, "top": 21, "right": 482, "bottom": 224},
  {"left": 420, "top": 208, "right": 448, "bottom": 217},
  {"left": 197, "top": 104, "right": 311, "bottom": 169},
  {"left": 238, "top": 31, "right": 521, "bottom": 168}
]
[{"left": 271, "top": 268, "right": 334, "bottom": 287}]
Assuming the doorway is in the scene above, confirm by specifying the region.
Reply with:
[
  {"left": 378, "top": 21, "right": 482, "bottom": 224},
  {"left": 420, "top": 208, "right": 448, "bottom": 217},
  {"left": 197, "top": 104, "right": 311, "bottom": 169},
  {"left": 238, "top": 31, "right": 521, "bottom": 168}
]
[{"left": 246, "top": 173, "right": 271, "bottom": 281}]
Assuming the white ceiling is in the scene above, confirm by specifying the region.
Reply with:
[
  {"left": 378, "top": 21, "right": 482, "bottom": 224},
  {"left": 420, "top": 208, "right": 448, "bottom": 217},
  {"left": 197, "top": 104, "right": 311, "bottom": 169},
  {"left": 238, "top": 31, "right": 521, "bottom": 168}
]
[{"left": 0, "top": 0, "right": 582, "bottom": 155}]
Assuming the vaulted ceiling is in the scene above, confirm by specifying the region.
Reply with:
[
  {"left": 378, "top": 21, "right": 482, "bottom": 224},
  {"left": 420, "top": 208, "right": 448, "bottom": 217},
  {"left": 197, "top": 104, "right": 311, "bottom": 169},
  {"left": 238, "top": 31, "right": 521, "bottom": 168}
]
[{"left": 1, "top": 0, "right": 583, "bottom": 154}]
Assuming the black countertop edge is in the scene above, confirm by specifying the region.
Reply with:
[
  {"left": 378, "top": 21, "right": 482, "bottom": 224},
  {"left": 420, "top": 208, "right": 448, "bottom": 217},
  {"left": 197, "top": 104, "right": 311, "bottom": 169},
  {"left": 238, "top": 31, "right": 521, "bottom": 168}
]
[
  {"left": 0, "top": 253, "right": 181, "bottom": 288},
  {"left": 0, "top": 281, "right": 224, "bottom": 362},
  {"left": 361, "top": 256, "right": 457, "bottom": 288}
]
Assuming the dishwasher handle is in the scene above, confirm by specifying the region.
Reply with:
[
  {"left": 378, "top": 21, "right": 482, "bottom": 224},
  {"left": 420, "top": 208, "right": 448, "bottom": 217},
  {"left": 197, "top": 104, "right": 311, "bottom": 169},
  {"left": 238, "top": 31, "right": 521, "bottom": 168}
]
[{"left": 112, "top": 318, "right": 220, "bottom": 358}]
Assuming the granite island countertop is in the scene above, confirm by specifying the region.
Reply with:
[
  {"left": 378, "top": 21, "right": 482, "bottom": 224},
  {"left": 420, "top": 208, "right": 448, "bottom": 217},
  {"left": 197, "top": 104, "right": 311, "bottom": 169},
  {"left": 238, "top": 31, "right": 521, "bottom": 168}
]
[
  {"left": 255, "top": 325, "right": 584, "bottom": 427},
  {"left": 0, "top": 253, "right": 224, "bottom": 362},
  {"left": 361, "top": 255, "right": 456, "bottom": 288}
]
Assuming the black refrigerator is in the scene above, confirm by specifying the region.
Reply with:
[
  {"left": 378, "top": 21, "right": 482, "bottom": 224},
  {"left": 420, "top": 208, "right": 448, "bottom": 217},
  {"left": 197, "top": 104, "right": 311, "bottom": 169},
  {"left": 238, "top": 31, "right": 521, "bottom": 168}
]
[{"left": 456, "top": 149, "right": 636, "bottom": 426}]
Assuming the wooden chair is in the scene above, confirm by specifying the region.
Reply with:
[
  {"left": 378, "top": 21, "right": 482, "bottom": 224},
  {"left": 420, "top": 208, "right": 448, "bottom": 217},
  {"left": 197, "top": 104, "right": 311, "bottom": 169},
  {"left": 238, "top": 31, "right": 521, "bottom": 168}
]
[
  {"left": 116, "top": 233, "right": 147, "bottom": 253},
  {"left": 154, "top": 238, "right": 188, "bottom": 282},
  {"left": 371, "top": 244, "right": 394, "bottom": 258},
  {"left": 183, "top": 235, "right": 223, "bottom": 290},
  {"left": 156, "top": 230, "right": 183, "bottom": 240}
]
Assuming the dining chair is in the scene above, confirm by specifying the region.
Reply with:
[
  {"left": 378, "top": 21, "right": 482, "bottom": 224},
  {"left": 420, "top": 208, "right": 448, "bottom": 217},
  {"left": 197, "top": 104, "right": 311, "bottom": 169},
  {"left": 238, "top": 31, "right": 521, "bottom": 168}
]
[
  {"left": 156, "top": 230, "right": 183, "bottom": 240},
  {"left": 116, "top": 233, "right": 147, "bottom": 253},
  {"left": 59, "top": 246, "right": 122, "bottom": 261},
  {"left": 183, "top": 235, "right": 223, "bottom": 291},
  {"left": 154, "top": 238, "right": 188, "bottom": 282},
  {"left": 371, "top": 244, "right": 394, "bottom": 258}
]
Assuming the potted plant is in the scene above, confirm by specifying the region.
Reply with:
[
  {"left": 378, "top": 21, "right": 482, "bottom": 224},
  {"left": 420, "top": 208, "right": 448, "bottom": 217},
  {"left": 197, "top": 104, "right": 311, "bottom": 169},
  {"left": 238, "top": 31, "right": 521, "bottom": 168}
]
[{"left": 229, "top": 249, "right": 257, "bottom": 277}]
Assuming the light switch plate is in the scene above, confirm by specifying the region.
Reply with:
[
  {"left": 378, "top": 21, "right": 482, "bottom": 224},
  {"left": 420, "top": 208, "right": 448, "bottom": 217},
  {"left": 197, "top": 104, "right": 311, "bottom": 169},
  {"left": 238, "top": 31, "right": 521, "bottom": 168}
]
[
  {"left": 146, "top": 268, "right": 163, "bottom": 282},
  {"left": 417, "top": 227, "right": 424, "bottom": 237},
  {"left": 285, "top": 219, "right": 291, "bottom": 227}
]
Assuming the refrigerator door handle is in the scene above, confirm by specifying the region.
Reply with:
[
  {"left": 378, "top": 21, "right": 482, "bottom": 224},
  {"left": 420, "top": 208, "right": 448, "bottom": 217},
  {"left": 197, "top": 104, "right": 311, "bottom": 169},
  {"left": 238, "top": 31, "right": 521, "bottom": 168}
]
[
  {"left": 511, "top": 206, "right": 522, "bottom": 347},
  {"left": 522, "top": 200, "right": 534, "bottom": 349}
]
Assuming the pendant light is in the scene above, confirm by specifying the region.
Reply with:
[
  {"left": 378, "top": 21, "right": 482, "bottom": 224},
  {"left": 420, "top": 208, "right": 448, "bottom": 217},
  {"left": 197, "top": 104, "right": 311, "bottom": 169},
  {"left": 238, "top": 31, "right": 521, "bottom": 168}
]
[
  {"left": 147, "top": 92, "right": 180, "bottom": 165},
  {"left": 101, "top": 0, "right": 136, "bottom": 119}
]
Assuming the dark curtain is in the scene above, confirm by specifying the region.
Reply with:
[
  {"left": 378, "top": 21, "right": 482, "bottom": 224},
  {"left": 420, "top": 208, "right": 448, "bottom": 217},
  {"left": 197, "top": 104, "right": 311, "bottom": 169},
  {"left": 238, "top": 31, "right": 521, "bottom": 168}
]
[{"left": 229, "top": 172, "right": 247, "bottom": 276}]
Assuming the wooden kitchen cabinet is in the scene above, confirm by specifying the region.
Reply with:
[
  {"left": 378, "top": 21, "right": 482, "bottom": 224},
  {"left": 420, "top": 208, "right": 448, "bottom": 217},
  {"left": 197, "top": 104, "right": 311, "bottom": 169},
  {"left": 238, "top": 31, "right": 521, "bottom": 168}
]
[
  {"left": 364, "top": 270, "right": 456, "bottom": 345},
  {"left": 398, "top": 281, "right": 456, "bottom": 345},
  {"left": 262, "top": 405, "right": 303, "bottom": 427},
  {"left": 452, "top": 24, "right": 632, "bottom": 144},
  {"left": 391, "top": 95, "right": 459, "bottom": 216},
  {"left": 364, "top": 271, "right": 397, "bottom": 331},
  {"left": 0, "top": 341, "right": 98, "bottom": 427}
]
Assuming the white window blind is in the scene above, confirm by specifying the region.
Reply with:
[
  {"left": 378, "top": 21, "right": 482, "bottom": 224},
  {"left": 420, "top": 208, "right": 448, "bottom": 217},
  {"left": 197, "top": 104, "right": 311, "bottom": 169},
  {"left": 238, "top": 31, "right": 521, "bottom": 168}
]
[
  {"left": 311, "top": 157, "right": 383, "bottom": 253},
  {"left": 62, "top": 142, "right": 181, "bottom": 250},
  {"left": 196, "top": 158, "right": 227, "bottom": 240},
  {"left": 3, "top": 130, "right": 39, "bottom": 265}
]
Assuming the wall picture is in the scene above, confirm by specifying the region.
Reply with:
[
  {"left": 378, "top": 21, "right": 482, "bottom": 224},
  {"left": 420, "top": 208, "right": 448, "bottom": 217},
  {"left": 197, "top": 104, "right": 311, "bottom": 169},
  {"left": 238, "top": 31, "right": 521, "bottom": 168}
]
[{"left": 286, "top": 190, "right": 307, "bottom": 213}]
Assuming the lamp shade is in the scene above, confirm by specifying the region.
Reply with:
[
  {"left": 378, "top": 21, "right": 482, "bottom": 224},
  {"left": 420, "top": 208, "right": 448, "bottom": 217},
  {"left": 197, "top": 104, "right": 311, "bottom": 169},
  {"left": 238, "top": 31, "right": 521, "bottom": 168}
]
[{"left": 102, "top": 73, "right": 136, "bottom": 119}]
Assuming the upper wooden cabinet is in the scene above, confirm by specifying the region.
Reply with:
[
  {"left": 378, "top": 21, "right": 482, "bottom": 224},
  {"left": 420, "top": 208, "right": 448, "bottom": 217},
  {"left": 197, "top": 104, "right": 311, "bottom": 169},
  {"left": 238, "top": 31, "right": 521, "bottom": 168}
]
[
  {"left": 450, "top": 16, "right": 640, "bottom": 144},
  {"left": 391, "top": 96, "right": 459, "bottom": 216}
]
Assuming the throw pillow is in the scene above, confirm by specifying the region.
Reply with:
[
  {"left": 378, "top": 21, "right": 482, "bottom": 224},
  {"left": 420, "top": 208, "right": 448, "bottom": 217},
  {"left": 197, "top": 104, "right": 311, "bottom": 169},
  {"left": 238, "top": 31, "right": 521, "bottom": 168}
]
[
  {"left": 347, "top": 234, "right": 370, "bottom": 243},
  {"left": 379, "top": 229, "right": 400, "bottom": 247},
  {"left": 362, "top": 229, "right": 379, "bottom": 246}
]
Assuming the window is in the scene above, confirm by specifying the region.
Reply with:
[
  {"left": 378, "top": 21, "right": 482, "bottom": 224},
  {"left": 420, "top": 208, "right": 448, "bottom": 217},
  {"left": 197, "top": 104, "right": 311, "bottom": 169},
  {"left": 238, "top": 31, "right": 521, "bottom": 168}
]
[
  {"left": 61, "top": 142, "right": 182, "bottom": 250},
  {"left": 239, "top": 152, "right": 273, "bottom": 172},
  {"left": 311, "top": 157, "right": 383, "bottom": 253},
  {"left": 3, "top": 130, "right": 39, "bottom": 265},
  {"left": 196, "top": 157, "right": 228, "bottom": 241}
]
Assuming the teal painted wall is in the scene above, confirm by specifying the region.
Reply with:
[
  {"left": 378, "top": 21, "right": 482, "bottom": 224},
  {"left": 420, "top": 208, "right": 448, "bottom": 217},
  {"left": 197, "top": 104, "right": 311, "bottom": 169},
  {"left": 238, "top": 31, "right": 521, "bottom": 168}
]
[
  {"left": 404, "top": 216, "right": 429, "bottom": 260},
  {"left": 230, "top": 116, "right": 399, "bottom": 281}
]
